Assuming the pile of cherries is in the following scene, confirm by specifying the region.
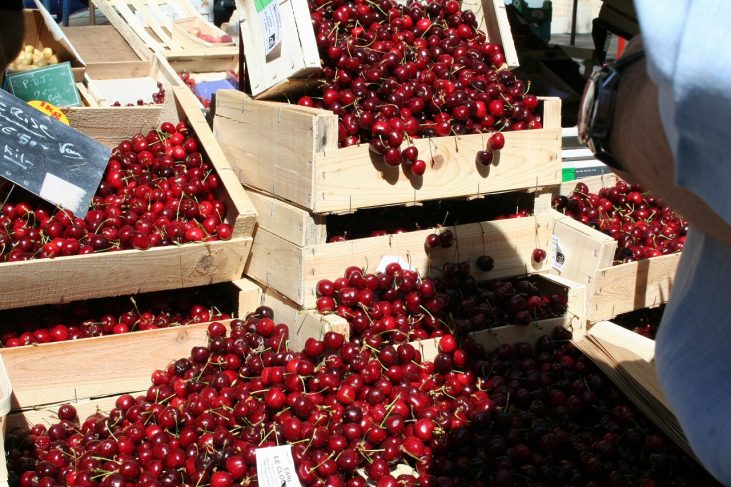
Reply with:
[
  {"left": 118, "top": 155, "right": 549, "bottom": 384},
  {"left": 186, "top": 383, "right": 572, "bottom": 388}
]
[
  {"left": 0, "top": 286, "right": 236, "bottom": 347},
  {"left": 554, "top": 181, "right": 686, "bottom": 264},
  {"left": 613, "top": 305, "right": 665, "bottom": 340},
  {"left": 112, "top": 83, "right": 166, "bottom": 107},
  {"left": 6, "top": 303, "right": 719, "bottom": 486},
  {"left": 297, "top": 0, "right": 543, "bottom": 175},
  {"left": 0, "top": 121, "right": 234, "bottom": 262},
  {"left": 316, "top": 260, "right": 568, "bottom": 337}
]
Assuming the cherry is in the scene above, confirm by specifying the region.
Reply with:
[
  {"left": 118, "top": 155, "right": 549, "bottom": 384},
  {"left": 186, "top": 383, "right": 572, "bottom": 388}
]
[{"left": 532, "top": 248, "right": 547, "bottom": 263}]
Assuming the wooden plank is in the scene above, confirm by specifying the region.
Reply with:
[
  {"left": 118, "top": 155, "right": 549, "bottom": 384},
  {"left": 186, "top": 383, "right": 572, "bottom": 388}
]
[
  {"left": 110, "top": 0, "right": 166, "bottom": 52},
  {"left": 84, "top": 60, "right": 152, "bottom": 79},
  {"left": 589, "top": 253, "right": 681, "bottom": 322},
  {"left": 129, "top": 0, "right": 181, "bottom": 50},
  {"left": 246, "top": 214, "right": 555, "bottom": 308},
  {"left": 551, "top": 209, "right": 616, "bottom": 296},
  {"left": 246, "top": 189, "right": 326, "bottom": 247},
  {"left": 214, "top": 90, "right": 562, "bottom": 214},
  {"left": 61, "top": 26, "right": 143, "bottom": 64},
  {"left": 0, "top": 238, "right": 250, "bottom": 311},
  {"left": 94, "top": 0, "right": 154, "bottom": 60},
  {"left": 538, "top": 97, "right": 562, "bottom": 130},
  {"left": 560, "top": 173, "right": 619, "bottom": 196},
  {"left": 5, "top": 391, "right": 147, "bottom": 431}
]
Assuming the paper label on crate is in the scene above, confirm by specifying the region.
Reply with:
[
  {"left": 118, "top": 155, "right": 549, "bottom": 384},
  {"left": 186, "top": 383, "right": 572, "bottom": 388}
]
[
  {"left": 255, "top": 445, "right": 302, "bottom": 487},
  {"left": 552, "top": 235, "right": 566, "bottom": 272},
  {"left": 375, "top": 256, "right": 416, "bottom": 274},
  {"left": 255, "top": 0, "right": 282, "bottom": 55}
]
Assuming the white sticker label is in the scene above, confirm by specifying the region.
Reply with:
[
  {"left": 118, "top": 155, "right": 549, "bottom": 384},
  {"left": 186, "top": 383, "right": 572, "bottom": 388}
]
[
  {"left": 375, "top": 255, "right": 416, "bottom": 274},
  {"left": 552, "top": 235, "right": 566, "bottom": 272},
  {"left": 39, "top": 172, "right": 85, "bottom": 213},
  {"left": 256, "top": 0, "right": 283, "bottom": 55},
  {"left": 255, "top": 445, "right": 302, "bottom": 487}
]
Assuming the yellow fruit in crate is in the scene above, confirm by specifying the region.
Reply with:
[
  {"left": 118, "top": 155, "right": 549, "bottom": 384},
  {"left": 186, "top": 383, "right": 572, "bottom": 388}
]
[
  {"left": 24, "top": 45, "right": 34, "bottom": 53},
  {"left": 49, "top": 54, "right": 60, "bottom": 65},
  {"left": 43, "top": 47, "right": 53, "bottom": 60}
]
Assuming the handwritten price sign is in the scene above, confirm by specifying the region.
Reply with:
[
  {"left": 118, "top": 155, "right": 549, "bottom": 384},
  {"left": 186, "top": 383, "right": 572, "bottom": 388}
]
[{"left": 0, "top": 90, "right": 110, "bottom": 217}]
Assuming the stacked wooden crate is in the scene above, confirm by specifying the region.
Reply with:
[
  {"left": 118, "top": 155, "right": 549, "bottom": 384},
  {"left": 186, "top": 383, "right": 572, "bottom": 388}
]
[
  {"left": 0, "top": 87, "right": 259, "bottom": 485},
  {"left": 551, "top": 174, "right": 680, "bottom": 324}
]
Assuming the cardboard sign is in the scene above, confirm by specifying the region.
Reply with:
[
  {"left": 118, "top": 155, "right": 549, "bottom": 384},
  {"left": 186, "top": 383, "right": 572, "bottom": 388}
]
[
  {"left": 6, "top": 62, "right": 81, "bottom": 107},
  {"left": 0, "top": 90, "right": 110, "bottom": 217},
  {"left": 255, "top": 445, "right": 302, "bottom": 487}
]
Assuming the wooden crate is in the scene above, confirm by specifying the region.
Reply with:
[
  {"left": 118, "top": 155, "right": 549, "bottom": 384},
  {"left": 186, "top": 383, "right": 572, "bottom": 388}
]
[
  {"left": 243, "top": 278, "right": 350, "bottom": 353},
  {"left": 214, "top": 89, "right": 562, "bottom": 214},
  {"left": 8, "top": 9, "right": 86, "bottom": 83},
  {"left": 94, "top": 0, "right": 238, "bottom": 59},
  {"left": 236, "top": 0, "right": 519, "bottom": 98},
  {"left": 245, "top": 191, "right": 560, "bottom": 309},
  {"left": 162, "top": 49, "right": 240, "bottom": 92},
  {"left": 575, "top": 321, "right": 694, "bottom": 460},
  {"left": 415, "top": 273, "right": 586, "bottom": 358},
  {"left": 171, "top": 17, "right": 235, "bottom": 49},
  {"left": 0, "top": 279, "right": 259, "bottom": 412},
  {"left": 79, "top": 54, "right": 181, "bottom": 107},
  {"left": 0, "top": 87, "right": 257, "bottom": 311},
  {"left": 549, "top": 197, "right": 680, "bottom": 322}
]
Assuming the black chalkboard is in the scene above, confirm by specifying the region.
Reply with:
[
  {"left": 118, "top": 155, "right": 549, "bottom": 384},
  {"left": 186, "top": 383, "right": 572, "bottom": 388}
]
[{"left": 0, "top": 89, "right": 110, "bottom": 218}]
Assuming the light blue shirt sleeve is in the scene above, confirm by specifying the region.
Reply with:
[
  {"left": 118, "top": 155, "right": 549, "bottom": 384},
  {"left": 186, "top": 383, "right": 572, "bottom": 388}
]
[
  {"left": 633, "top": 2, "right": 731, "bottom": 484},
  {"left": 635, "top": 1, "right": 731, "bottom": 227}
]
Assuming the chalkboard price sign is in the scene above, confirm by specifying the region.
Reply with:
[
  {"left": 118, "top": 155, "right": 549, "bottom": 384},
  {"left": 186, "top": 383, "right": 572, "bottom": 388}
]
[
  {"left": 6, "top": 62, "right": 81, "bottom": 107},
  {"left": 0, "top": 89, "right": 110, "bottom": 218}
]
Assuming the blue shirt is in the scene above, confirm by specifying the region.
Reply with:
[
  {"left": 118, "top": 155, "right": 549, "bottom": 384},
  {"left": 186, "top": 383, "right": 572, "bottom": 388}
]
[{"left": 635, "top": 1, "right": 731, "bottom": 484}]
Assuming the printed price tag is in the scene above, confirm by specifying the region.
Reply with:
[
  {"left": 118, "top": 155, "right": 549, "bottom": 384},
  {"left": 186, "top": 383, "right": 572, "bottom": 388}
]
[
  {"left": 255, "top": 445, "right": 302, "bottom": 487},
  {"left": 552, "top": 235, "right": 566, "bottom": 272},
  {"left": 254, "top": 0, "right": 282, "bottom": 55},
  {"left": 375, "top": 256, "right": 415, "bottom": 274}
]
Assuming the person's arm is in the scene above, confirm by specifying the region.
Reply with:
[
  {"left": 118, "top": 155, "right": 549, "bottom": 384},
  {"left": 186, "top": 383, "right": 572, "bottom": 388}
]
[
  {"left": 0, "top": 0, "right": 26, "bottom": 73},
  {"left": 608, "top": 36, "right": 731, "bottom": 249}
]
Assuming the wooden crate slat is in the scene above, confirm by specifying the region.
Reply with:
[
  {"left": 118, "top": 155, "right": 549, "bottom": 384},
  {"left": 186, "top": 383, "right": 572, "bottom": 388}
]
[
  {"left": 551, "top": 209, "right": 616, "bottom": 293},
  {"left": 246, "top": 213, "right": 555, "bottom": 308},
  {"left": 214, "top": 90, "right": 562, "bottom": 214},
  {"left": 128, "top": 0, "right": 181, "bottom": 50},
  {"left": 560, "top": 173, "right": 619, "bottom": 196},
  {"left": 0, "top": 239, "right": 250, "bottom": 311},
  {"left": 167, "top": 0, "right": 199, "bottom": 19},
  {"left": 246, "top": 189, "right": 327, "bottom": 247},
  {"left": 110, "top": 0, "right": 166, "bottom": 52},
  {"left": 589, "top": 253, "right": 680, "bottom": 322},
  {"left": 93, "top": 0, "right": 154, "bottom": 60},
  {"left": 478, "top": 0, "right": 520, "bottom": 70},
  {"left": 235, "top": 0, "right": 321, "bottom": 98}
]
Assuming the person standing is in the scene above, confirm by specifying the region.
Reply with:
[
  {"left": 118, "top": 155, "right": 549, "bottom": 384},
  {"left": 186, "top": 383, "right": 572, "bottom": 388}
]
[{"left": 579, "top": 2, "right": 731, "bottom": 484}]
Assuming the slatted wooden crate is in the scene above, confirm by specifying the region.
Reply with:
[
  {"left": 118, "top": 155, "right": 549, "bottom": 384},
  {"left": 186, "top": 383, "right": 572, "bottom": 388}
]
[
  {"left": 78, "top": 54, "right": 180, "bottom": 107},
  {"left": 80, "top": 51, "right": 238, "bottom": 111},
  {"left": 170, "top": 17, "right": 235, "bottom": 49},
  {"left": 0, "top": 87, "right": 256, "bottom": 311},
  {"left": 0, "top": 279, "right": 259, "bottom": 413},
  {"left": 214, "top": 89, "right": 562, "bottom": 214},
  {"left": 552, "top": 176, "right": 680, "bottom": 322},
  {"left": 236, "top": 0, "right": 519, "bottom": 98},
  {"left": 94, "top": 0, "right": 238, "bottom": 59},
  {"left": 245, "top": 189, "right": 557, "bottom": 308},
  {"left": 415, "top": 273, "right": 586, "bottom": 357}
]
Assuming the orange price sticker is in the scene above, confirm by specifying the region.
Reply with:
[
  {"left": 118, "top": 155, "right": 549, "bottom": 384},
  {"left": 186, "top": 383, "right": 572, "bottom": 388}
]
[{"left": 27, "top": 100, "right": 69, "bottom": 125}]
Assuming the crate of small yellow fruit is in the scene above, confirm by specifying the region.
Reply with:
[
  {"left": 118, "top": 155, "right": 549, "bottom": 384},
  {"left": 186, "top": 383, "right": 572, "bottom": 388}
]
[{"left": 8, "top": 45, "right": 62, "bottom": 71}]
